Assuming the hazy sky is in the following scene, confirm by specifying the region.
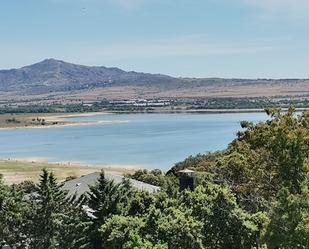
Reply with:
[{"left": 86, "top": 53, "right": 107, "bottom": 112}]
[{"left": 1, "top": 0, "right": 309, "bottom": 78}]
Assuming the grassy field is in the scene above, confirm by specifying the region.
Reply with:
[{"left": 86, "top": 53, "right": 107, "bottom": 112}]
[
  {"left": 0, "top": 159, "right": 139, "bottom": 185},
  {"left": 0, "top": 159, "right": 103, "bottom": 184}
]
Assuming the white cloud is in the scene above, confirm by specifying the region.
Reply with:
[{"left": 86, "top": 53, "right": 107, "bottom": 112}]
[
  {"left": 107, "top": 0, "right": 147, "bottom": 9},
  {"left": 48, "top": 0, "right": 309, "bottom": 15},
  {"left": 80, "top": 37, "right": 280, "bottom": 59},
  {"left": 241, "top": 0, "right": 309, "bottom": 19},
  {"left": 49, "top": 0, "right": 165, "bottom": 10},
  {"left": 0, "top": 36, "right": 283, "bottom": 69},
  {"left": 0, "top": 36, "right": 300, "bottom": 78}
]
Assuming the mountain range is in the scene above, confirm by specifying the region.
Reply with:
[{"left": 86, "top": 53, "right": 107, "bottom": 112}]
[
  {"left": 0, "top": 59, "right": 182, "bottom": 93},
  {"left": 0, "top": 59, "right": 309, "bottom": 102}
]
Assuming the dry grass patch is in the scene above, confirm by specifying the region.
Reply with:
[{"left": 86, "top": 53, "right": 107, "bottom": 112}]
[{"left": 0, "top": 160, "right": 100, "bottom": 184}]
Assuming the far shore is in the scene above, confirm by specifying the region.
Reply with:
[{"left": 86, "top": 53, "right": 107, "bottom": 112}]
[
  {"left": 0, "top": 108, "right": 307, "bottom": 130},
  {"left": 0, "top": 119, "right": 128, "bottom": 130},
  {"left": 0, "top": 112, "right": 125, "bottom": 130},
  {"left": 111, "top": 107, "right": 309, "bottom": 114}
]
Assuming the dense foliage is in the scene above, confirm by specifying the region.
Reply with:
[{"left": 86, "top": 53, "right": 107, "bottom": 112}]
[
  {"left": 126, "top": 169, "right": 176, "bottom": 187},
  {"left": 1, "top": 108, "right": 309, "bottom": 248}
]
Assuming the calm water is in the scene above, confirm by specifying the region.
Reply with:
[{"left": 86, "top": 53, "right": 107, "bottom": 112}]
[{"left": 0, "top": 113, "right": 267, "bottom": 170}]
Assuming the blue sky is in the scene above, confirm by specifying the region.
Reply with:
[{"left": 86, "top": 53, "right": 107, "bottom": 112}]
[{"left": 1, "top": 0, "right": 309, "bottom": 78}]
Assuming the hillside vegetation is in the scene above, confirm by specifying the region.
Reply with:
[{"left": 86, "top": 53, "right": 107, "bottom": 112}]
[{"left": 1, "top": 108, "right": 308, "bottom": 248}]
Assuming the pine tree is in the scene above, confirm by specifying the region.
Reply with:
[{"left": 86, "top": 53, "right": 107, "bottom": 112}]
[
  {"left": 26, "top": 169, "right": 90, "bottom": 249},
  {"left": 0, "top": 175, "right": 29, "bottom": 248},
  {"left": 86, "top": 171, "right": 125, "bottom": 249}
]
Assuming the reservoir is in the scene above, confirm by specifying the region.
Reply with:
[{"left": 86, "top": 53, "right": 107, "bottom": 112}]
[{"left": 0, "top": 112, "right": 267, "bottom": 170}]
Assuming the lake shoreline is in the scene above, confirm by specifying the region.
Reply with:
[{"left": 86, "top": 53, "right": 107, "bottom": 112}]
[
  {"left": 0, "top": 157, "right": 142, "bottom": 184},
  {"left": 111, "top": 107, "right": 309, "bottom": 114},
  {"left": 0, "top": 108, "right": 305, "bottom": 129},
  {"left": 0, "top": 112, "right": 120, "bottom": 130},
  {"left": 0, "top": 112, "right": 269, "bottom": 172}
]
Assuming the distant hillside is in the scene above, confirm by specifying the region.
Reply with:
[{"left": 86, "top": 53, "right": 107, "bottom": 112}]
[
  {"left": 0, "top": 59, "right": 309, "bottom": 103},
  {"left": 0, "top": 59, "right": 180, "bottom": 94}
]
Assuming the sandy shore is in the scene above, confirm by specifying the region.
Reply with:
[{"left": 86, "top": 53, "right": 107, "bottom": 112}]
[
  {"left": 0, "top": 112, "right": 129, "bottom": 130},
  {"left": 3, "top": 156, "right": 143, "bottom": 172},
  {"left": 44, "top": 111, "right": 112, "bottom": 121},
  {"left": 0, "top": 157, "right": 142, "bottom": 184},
  {"left": 2, "top": 107, "right": 307, "bottom": 130},
  {"left": 0, "top": 120, "right": 128, "bottom": 130}
]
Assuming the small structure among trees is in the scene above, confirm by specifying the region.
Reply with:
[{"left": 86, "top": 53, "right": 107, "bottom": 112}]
[{"left": 178, "top": 169, "right": 195, "bottom": 191}]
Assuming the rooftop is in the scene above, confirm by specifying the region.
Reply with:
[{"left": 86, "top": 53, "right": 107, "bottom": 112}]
[
  {"left": 178, "top": 169, "right": 195, "bottom": 173},
  {"left": 62, "top": 172, "right": 160, "bottom": 197}
]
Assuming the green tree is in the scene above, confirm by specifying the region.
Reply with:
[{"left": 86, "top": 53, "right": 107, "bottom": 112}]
[
  {"left": 124, "top": 233, "right": 167, "bottom": 249},
  {"left": 0, "top": 176, "right": 30, "bottom": 248},
  {"left": 234, "top": 108, "right": 309, "bottom": 195},
  {"left": 181, "top": 184, "right": 269, "bottom": 249},
  {"left": 86, "top": 171, "right": 125, "bottom": 249},
  {"left": 126, "top": 188, "right": 154, "bottom": 216},
  {"left": 26, "top": 169, "right": 89, "bottom": 249},
  {"left": 266, "top": 186, "right": 309, "bottom": 249},
  {"left": 100, "top": 215, "right": 144, "bottom": 249},
  {"left": 144, "top": 205, "right": 204, "bottom": 249},
  {"left": 26, "top": 169, "right": 67, "bottom": 248}
]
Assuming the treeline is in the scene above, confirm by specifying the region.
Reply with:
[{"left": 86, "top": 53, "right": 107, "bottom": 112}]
[
  {"left": 186, "top": 97, "right": 309, "bottom": 109},
  {"left": 1, "top": 108, "right": 309, "bottom": 248},
  {"left": 127, "top": 108, "right": 309, "bottom": 248},
  {"left": 0, "top": 102, "right": 155, "bottom": 114},
  {"left": 3, "top": 97, "right": 309, "bottom": 114},
  {"left": 0, "top": 103, "right": 103, "bottom": 114},
  {"left": 126, "top": 169, "right": 172, "bottom": 187}
]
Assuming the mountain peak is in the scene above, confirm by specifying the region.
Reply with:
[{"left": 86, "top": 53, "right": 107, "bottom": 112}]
[
  {"left": 0, "top": 59, "right": 175, "bottom": 94},
  {"left": 39, "top": 58, "right": 65, "bottom": 64},
  {"left": 43, "top": 58, "right": 58, "bottom": 62}
]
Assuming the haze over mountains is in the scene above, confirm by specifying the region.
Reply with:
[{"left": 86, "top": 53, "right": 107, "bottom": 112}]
[{"left": 0, "top": 59, "right": 309, "bottom": 103}]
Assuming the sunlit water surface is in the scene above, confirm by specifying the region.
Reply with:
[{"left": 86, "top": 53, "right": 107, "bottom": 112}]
[{"left": 0, "top": 113, "right": 267, "bottom": 170}]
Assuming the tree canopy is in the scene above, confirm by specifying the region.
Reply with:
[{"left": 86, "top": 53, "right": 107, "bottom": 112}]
[{"left": 1, "top": 108, "right": 308, "bottom": 249}]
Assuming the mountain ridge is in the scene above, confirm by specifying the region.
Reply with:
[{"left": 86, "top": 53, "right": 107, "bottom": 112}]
[
  {"left": 1, "top": 59, "right": 309, "bottom": 102},
  {"left": 0, "top": 59, "right": 177, "bottom": 94}
]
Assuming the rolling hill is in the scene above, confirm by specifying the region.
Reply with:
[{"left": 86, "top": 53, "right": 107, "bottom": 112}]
[
  {"left": 1, "top": 59, "right": 309, "bottom": 103},
  {"left": 0, "top": 59, "right": 180, "bottom": 93}
]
